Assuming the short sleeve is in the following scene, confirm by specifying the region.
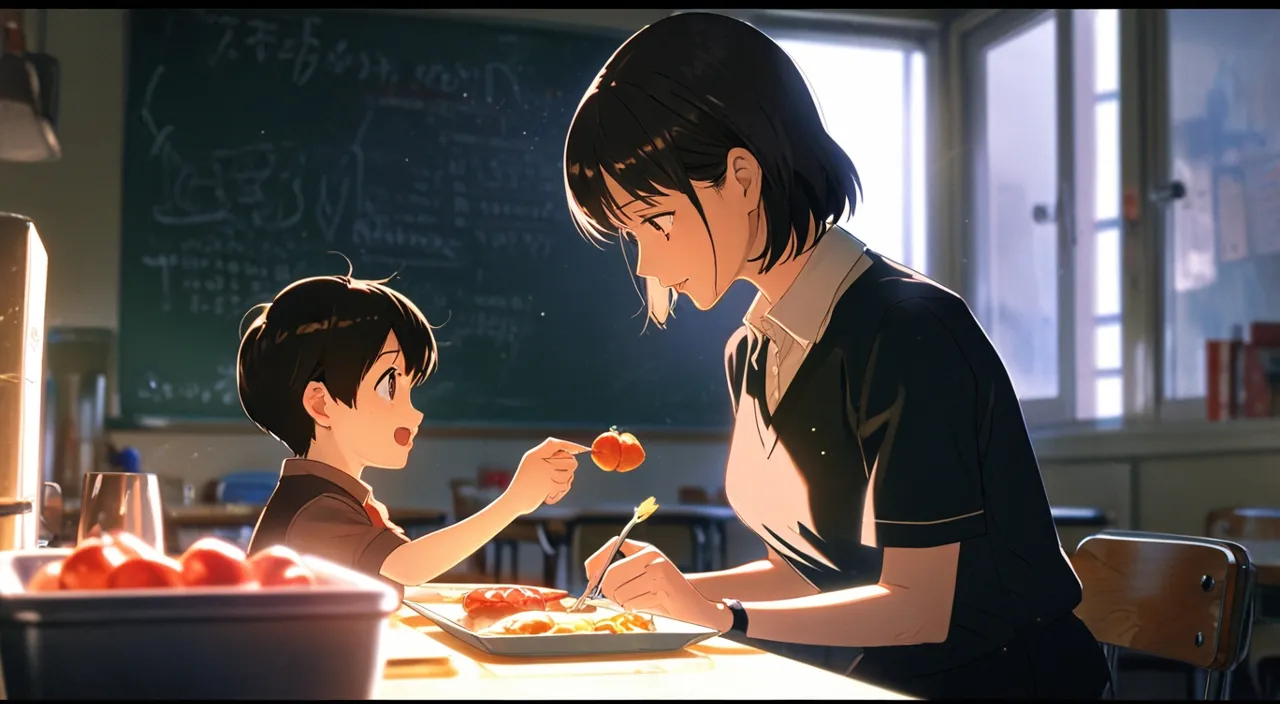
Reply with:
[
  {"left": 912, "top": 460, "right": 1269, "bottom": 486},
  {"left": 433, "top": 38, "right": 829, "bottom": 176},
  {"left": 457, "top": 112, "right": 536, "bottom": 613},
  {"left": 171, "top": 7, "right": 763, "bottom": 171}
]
[
  {"left": 286, "top": 495, "right": 409, "bottom": 576},
  {"left": 862, "top": 298, "right": 987, "bottom": 549}
]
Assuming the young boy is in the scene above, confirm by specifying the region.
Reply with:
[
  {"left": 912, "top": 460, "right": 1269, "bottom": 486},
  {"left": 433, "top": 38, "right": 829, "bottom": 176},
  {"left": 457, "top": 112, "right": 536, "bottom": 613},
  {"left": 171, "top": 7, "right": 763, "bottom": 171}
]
[{"left": 238, "top": 273, "right": 586, "bottom": 594}]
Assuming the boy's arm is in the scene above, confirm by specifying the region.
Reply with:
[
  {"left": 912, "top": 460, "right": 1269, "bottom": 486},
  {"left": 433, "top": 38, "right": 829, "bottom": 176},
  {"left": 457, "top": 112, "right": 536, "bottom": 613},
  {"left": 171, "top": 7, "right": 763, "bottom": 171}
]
[
  {"left": 379, "top": 492, "right": 524, "bottom": 586},
  {"left": 686, "top": 546, "right": 819, "bottom": 601}
]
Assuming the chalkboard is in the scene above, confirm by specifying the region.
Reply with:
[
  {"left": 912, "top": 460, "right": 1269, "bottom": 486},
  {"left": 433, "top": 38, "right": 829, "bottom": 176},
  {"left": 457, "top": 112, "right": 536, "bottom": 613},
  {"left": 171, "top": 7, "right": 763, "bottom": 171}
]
[{"left": 118, "top": 8, "right": 756, "bottom": 431}]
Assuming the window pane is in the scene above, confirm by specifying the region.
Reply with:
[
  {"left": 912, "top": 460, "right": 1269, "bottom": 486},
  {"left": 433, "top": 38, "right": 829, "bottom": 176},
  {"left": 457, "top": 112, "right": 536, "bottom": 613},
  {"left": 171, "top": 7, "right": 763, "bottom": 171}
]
[
  {"left": 1094, "top": 99, "right": 1120, "bottom": 222},
  {"left": 910, "top": 50, "right": 928, "bottom": 275},
  {"left": 1163, "top": 10, "right": 1280, "bottom": 400},
  {"left": 776, "top": 39, "right": 921, "bottom": 270},
  {"left": 1095, "top": 322, "right": 1122, "bottom": 371},
  {"left": 1095, "top": 227, "right": 1122, "bottom": 317},
  {"left": 976, "top": 16, "right": 1059, "bottom": 400},
  {"left": 1093, "top": 9, "right": 1119, "bottom": 95},
  {"left": 1095, "top": 374, "right": 1123, "bottom": 418}
]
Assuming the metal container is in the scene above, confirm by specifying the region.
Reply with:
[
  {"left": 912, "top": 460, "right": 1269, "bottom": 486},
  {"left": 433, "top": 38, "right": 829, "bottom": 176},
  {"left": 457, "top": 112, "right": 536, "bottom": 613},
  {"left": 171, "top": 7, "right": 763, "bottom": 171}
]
[
  {"left": 0, "top": 213, "right": 48, "bottom": 552},
  {"left": 42, "top": 327, "right": 113, "bottom": 502},
  {"left": 0, "top": 549, "right": 399, "bottom": 699}
]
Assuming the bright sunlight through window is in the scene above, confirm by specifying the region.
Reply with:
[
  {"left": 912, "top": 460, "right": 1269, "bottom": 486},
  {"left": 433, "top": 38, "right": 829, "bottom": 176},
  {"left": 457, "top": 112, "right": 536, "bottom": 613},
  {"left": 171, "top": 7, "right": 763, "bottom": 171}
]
[{"left": 775, "top": 38, "right": 929, "bottom": 275}]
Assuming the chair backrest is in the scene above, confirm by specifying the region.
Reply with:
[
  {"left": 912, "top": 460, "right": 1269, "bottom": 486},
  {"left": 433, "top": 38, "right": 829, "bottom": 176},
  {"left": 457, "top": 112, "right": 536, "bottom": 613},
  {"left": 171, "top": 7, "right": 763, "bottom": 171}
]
[
  {"left": 1207, "top": 506, "right": 1280, "bottom": 541},
  {"left": 449, "top": 478, "right": 480, "bottom": 520},
  {"left": 678, "top": 486, "right": 710, "bottom": 505},
  {"left": 1072, "top": 530, "right": 1255, "bottom": 672}
]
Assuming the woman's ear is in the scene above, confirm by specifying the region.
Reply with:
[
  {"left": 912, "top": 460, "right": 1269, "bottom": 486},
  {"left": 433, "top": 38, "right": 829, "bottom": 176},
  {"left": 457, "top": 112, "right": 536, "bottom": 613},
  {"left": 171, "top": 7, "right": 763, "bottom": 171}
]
[
  {"left": 302, "top": 381, "right": 333, "bottom": 429},
  {"left": 725, "top": 147, "right": 763, "bottom": 208}
]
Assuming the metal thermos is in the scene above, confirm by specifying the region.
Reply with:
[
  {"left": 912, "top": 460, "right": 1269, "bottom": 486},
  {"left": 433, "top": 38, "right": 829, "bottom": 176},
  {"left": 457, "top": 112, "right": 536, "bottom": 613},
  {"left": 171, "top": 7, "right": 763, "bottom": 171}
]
[
  {"left": 0, "top": 213, "right": 48, "bottom": 552},
  {"left": 43, "top": 328, "right": 113, "bottom": 504}
]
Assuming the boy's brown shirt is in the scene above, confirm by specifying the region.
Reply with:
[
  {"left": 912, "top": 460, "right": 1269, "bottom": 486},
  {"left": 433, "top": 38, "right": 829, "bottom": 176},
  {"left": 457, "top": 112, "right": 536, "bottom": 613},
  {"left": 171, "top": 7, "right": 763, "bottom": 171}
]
[{"left": 248, "top": 458, "right": 409, "bottom": 593}]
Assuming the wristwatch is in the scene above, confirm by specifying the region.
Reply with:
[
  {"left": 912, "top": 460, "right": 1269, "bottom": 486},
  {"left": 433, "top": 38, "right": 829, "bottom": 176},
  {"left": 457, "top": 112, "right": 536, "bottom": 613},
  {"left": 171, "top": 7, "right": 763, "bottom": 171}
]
[{"left": 722, "top": 598, "right": 749, "bottom": 635}]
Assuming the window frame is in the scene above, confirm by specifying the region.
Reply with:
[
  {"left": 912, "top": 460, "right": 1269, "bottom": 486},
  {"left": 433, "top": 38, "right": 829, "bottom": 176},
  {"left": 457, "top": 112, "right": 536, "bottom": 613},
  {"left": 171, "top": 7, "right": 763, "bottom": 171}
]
[
  {"left": 692, "top": 9, "right": 949, "bottom": 285},
  {"left": 953, "top": 9, "right": 1126, "bottom": 428}
]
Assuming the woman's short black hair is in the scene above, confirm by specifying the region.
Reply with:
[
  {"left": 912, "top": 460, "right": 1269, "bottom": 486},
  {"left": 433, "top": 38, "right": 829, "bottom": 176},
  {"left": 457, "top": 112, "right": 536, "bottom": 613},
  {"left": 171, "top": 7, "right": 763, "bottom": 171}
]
[
  {"left": 236, "top": 275, "right": 438, "bottom": 456},
  {"left": 564, "top": 11, "right": 862, "bottom": 275}
]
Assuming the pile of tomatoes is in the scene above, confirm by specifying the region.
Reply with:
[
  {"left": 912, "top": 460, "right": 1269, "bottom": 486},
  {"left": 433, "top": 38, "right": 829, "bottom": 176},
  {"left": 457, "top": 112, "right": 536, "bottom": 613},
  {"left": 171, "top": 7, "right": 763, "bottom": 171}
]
[{"left": 27, "top": 533, "right": 317, "bottom": 593}]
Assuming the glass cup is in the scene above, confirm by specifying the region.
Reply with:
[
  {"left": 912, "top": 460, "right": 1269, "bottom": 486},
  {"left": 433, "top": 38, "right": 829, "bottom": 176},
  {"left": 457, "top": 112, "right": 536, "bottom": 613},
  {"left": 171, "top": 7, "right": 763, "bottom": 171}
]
[{"left": 77, "top": 472, "right": 165, "bottom": 553}]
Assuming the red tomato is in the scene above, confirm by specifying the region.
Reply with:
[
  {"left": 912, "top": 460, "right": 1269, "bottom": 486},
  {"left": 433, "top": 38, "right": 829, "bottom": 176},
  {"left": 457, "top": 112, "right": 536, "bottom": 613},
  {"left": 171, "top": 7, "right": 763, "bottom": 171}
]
[
  {"left": 616, "top": 432, "right": 646, "bottom": 473},
  {"left": 591, "top": 430, "right": 622, "bottom": 472},
  {"left": 179, "top": 538, "right": 255, "bottom": 587},
  {"left": 246, "top": 545, "right": 316, "bottom": 588},
  {"left": 59, "top": 537, "right": 131, "bottom": 591},
  {"left": 591, "top": 428, "right": 646, "bottom": 472},
  {"left": 27, "top": 560, "right": 63, "bottom": 593},
  {"left": 108, "top": 555, "right": 184, "bottom": 589}
]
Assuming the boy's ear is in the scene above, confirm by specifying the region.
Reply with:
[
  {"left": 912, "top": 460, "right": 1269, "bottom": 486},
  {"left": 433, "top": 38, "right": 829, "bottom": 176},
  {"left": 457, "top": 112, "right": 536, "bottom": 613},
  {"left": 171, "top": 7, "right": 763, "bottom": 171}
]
[{"left": 302, "top": 381, "right": 334, "bottom": 429}]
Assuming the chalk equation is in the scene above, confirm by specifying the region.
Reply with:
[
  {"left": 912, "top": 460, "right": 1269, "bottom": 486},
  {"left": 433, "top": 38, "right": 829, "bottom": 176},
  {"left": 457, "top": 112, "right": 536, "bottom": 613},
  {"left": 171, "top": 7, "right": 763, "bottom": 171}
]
[
  {"left": 194, "top": 10, "right": 522, "bottom": 106},
  {"left": 135, "top": 362, "right": 239, "bottom": 408}
]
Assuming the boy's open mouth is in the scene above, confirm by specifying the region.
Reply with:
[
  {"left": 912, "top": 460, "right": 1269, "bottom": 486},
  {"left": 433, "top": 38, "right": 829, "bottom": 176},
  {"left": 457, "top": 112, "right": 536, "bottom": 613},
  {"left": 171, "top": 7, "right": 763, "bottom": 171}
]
[{"left": 394, "top": 427, "right": 413, "bottom": 447}]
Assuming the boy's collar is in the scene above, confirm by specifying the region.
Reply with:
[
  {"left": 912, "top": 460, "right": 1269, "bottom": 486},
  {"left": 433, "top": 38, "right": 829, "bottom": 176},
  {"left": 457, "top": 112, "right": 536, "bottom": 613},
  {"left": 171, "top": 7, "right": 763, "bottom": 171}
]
[{"left": 281, "top": 457, "right": 372, "bottom": 504}]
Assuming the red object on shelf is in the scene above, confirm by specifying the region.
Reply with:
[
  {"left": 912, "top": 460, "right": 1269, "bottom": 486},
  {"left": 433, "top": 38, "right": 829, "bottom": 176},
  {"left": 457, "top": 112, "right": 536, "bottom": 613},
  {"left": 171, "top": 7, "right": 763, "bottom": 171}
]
[
  {"left": 477, "top": 467, "right": 514, "bottom": 491},
  {"left": 1206, "top": 339, "right": 1239, "bottom": 421},
  {"left": 1242, "top": 344, "right": 1280, "bottom": 418},
  {"left": 1251, "top": 321, "right": 1280, "bottom": 347}
]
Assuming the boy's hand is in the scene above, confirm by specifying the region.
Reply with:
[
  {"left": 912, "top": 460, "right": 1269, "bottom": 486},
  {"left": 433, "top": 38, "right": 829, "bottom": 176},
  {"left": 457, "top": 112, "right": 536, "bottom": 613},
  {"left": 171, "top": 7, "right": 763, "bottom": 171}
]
[{"left": 504, "top": 438, "right": 589, "bottom": 515}]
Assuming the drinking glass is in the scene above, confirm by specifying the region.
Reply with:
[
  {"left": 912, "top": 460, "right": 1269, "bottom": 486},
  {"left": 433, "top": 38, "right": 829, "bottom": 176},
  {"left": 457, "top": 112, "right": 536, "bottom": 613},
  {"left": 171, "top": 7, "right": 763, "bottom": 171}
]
[{"left": 78, "top": 472, "right": 165, "bottom": 553}]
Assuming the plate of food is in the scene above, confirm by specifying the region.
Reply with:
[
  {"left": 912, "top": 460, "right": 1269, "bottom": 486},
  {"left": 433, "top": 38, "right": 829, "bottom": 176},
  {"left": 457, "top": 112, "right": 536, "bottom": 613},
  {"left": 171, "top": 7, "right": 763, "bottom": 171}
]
[{"left": 403, "top": 585, "right": 719, "bottom": 657}]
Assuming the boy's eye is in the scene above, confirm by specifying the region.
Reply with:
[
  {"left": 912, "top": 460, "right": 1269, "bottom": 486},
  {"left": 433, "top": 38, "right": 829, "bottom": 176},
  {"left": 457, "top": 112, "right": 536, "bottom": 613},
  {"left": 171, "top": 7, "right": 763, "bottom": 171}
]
[{"left": 375, "top": 370, "right": 397, "bottom": 401}]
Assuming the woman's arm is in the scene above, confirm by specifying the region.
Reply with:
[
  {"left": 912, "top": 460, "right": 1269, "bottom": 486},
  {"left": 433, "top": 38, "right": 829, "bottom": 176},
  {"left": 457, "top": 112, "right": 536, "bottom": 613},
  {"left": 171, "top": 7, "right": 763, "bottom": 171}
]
[
  {"left": 380, "top": 492, "right": 522, "bottom": 585},
  {"left": 687, "top": 546, "right": 819, "bottom": 601},
  {"left": 710, "top": 543, "right": 960, "bottom": 647}
]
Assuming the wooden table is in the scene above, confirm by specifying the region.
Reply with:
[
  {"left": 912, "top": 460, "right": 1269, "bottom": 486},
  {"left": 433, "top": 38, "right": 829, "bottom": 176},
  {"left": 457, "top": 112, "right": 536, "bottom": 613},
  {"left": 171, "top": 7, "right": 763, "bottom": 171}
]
[{"left": 378, "top": 588, "right": 910, "bottom": 700}]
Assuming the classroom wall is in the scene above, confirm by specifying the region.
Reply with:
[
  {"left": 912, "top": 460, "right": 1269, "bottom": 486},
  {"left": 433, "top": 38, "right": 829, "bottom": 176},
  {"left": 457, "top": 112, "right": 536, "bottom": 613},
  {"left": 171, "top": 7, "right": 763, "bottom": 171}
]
[{"left": 3, "top": 9, "right": 1279, "bottom": 580}]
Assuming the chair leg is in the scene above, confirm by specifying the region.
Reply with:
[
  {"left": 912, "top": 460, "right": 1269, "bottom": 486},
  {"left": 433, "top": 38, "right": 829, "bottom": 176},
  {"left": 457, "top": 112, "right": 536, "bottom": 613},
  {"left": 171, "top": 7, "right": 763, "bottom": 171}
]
[
  {"left": 1102, "top": 644, "right": 1120, "bottom": 699},
  {"left": 1204, "top": 669, "right": 1233, "bottom": 701}
]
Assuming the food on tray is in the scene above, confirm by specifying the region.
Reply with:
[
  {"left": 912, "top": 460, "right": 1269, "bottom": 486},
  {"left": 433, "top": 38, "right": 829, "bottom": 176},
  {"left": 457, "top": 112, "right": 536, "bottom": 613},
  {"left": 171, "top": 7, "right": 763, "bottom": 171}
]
[
  {"left": 26, "top": 534, "right": 318, "bottom": 593},
  {"left": 480, "top": 609, "right": 656, "bottom": 636},
  {"left": 462, "top": 585, "right": 550, "bottom": 621},
  {"left": 591, "top": 427, "right": 646, "bottom": 472}
]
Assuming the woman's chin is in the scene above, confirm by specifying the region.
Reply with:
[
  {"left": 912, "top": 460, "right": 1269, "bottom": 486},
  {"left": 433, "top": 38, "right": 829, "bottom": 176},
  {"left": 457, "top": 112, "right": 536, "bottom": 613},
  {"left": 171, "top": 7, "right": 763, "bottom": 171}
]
[{"left": 682, "top": 290, "right": 715, "bottom": 311}]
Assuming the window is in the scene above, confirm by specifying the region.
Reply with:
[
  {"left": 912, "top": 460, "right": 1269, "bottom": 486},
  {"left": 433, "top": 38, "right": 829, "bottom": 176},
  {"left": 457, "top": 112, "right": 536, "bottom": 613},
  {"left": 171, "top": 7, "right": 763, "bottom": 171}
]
[
  {"left": 1162, "top": 10, "right": 1280, "bottom": 409},
  {"left": 770, "top": 35, "right": 930, "bottom": 275},
  {"left": 966, "top": 9, "right": 1124, "bottom": 426},
  {"left": 1091, "top": 9, "right": 1123, "bottom": 419}
]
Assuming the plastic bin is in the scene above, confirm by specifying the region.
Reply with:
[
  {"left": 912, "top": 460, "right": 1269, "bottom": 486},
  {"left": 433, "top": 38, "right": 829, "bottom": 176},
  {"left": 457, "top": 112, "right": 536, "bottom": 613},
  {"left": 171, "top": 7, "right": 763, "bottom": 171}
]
[{"left": 0, "top": 549, "right": 399, "bottom": 699}]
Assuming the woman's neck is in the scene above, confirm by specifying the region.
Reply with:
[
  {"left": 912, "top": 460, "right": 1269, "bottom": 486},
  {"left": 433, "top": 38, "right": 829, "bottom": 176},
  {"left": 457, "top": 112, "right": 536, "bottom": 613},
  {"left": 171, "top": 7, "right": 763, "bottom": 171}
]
[{"left": 739, "top": 221, "right": 823, "bottom": 305}]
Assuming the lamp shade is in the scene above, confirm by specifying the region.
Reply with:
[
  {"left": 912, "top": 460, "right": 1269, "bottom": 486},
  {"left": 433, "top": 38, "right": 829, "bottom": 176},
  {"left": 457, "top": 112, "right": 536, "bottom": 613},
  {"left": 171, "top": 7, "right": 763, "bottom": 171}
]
[{"left": 0, "top": 38, "right": 61, "bottom": 163}]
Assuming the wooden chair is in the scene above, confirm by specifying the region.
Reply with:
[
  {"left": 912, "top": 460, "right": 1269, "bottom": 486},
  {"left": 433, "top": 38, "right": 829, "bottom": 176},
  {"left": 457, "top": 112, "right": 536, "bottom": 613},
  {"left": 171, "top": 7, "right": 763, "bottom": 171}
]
[
  {"left": 678, "top": 486, "right": 710, "bottom": 505},
  {"left": 1071, "top": 530, "right": 1256, "bottom": 700},
  {"left": 449, "top": 478, "right": 566, "bottom": 587},
  {"left": 1207, "top": 506, "right": 1280, "bottom": 699}
]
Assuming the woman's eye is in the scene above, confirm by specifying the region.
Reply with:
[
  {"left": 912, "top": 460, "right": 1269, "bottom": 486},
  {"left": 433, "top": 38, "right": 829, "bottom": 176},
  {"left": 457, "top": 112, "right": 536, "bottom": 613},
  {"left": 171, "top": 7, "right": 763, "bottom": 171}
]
[
  {"left": 647, "top": 214, "right": 674, "bottom": 236},
  {"left": 375, "top": 371, "right": 396, "bottom": 401}
]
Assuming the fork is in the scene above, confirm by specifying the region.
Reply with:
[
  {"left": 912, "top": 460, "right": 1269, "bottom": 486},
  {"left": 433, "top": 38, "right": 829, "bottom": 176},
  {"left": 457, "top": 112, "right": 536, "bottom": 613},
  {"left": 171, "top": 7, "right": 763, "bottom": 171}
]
[{"left": 568, "top": 497, "right": 659, "bottom": 613}]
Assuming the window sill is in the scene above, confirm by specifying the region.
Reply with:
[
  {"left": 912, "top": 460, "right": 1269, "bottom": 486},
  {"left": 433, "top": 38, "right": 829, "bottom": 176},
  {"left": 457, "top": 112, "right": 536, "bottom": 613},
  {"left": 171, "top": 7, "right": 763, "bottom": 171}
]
[{"left": 1028, "top": 416, "right": 1280, "bottom": 463}]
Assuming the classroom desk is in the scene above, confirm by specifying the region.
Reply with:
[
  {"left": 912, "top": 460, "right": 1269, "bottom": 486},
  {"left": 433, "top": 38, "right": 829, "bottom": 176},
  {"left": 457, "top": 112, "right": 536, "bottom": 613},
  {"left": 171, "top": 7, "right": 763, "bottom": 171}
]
[
  {"left": 379, "top": 591, "right": 910, "bottom": 700},
  {"left": 505, "top": 504, "right": 740, "bottom": 589}
]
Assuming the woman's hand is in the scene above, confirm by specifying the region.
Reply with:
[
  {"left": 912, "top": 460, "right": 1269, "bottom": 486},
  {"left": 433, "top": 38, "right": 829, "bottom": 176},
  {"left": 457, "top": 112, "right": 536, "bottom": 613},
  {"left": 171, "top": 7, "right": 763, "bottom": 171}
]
[
  {"left": 585, "top": 537, "right": 733, "bottom": 632},
  {"left": 503, "top": 437, "right": 588, "bottom": 515}
]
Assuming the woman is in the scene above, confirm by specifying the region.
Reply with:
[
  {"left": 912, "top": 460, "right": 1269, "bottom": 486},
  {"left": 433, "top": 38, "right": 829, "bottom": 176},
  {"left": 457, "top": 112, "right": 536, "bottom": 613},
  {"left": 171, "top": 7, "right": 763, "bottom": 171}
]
[{"left": 563, "top": 12, "right": 1110, "bottom": 700}]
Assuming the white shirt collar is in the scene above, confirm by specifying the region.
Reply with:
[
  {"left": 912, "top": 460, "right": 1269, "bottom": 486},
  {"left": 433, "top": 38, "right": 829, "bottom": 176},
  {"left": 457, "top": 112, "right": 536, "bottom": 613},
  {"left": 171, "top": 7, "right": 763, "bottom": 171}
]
[{"left": 745, "top": 228, "right": 869, "bottom": 350}]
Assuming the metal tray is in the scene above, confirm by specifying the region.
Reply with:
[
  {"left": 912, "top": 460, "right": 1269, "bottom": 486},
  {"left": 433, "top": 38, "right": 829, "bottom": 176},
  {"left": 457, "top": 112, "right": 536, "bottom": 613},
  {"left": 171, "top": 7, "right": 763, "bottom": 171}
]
[
  {"left": 0, "top": 548, "right": 399, "bottom": 699},
  {"left": 403, "top": 599, "right": 718, "bottom": 657}
]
